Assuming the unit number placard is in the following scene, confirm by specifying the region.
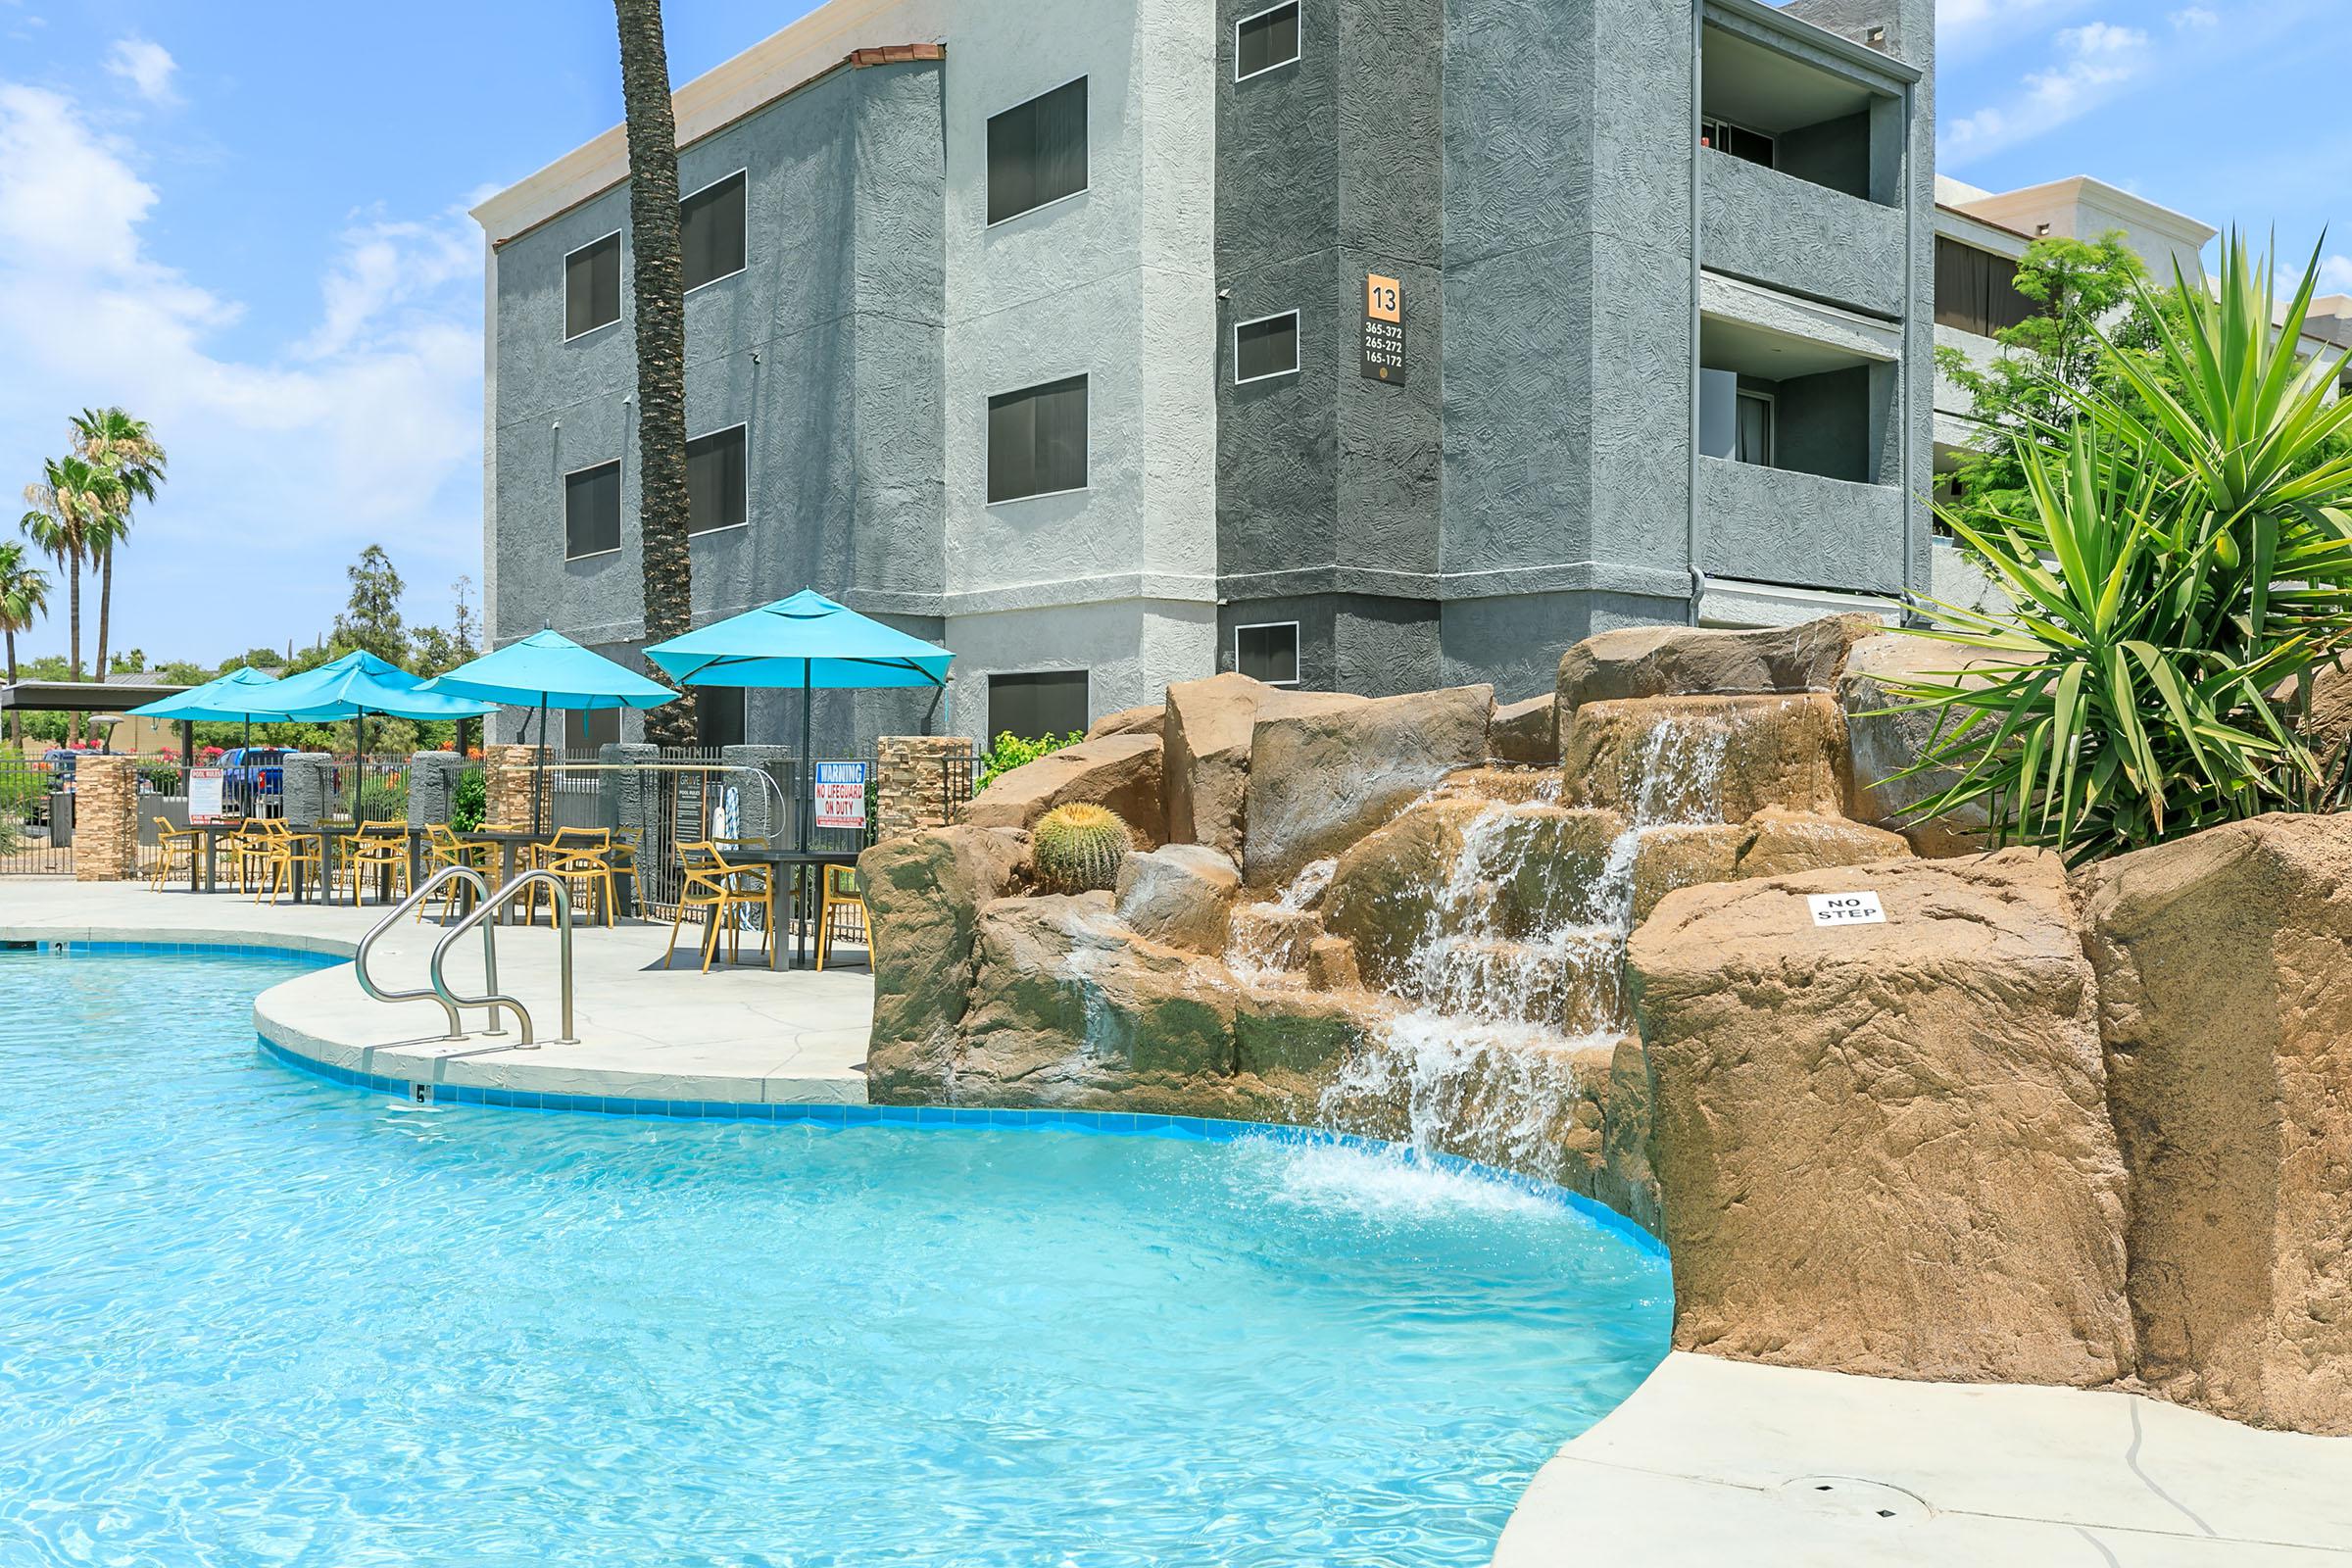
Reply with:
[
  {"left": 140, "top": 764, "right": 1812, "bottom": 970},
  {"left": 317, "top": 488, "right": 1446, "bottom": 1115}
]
[{"left": 1807, "top": 891, "right": 1885, "bottom": 927}]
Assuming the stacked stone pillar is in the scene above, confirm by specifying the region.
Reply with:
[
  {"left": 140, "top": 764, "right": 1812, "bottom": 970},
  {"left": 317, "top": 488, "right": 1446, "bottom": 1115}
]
[
  {"left": 482, "top": 744, "right": 550, "bottom": 829},
  {"left": 71, "top": 756, "right": 139, "bottom": 881},
  {"left": 875, "top": 736, "right": 976, "bottom": 841}
]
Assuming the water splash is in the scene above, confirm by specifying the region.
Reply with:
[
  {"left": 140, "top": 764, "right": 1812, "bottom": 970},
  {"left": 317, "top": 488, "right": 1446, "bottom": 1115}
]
[{"left": 1224, "top": 858, "right": 1339, "bottom": 986}]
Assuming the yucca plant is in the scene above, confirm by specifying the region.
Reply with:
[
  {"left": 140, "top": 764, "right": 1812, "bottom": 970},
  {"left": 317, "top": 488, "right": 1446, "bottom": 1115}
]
[
  {"left": 1031, "top": 803, "right": 1133, "bottom": 893},
  {"left": 1885, "top": 235, "right": 2352, "bottom": 865}
]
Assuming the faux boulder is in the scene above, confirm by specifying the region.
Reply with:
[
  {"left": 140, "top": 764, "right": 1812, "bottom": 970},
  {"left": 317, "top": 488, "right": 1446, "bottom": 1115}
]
[
  {"left": 1087, "top": 704, "right": 1163, "bottom": 741},
  {"left": 1563, "top": 695, "right": 1848, "bottom": 823},
  {"left": 1838, "top": 631, "right": 2030, "bottom": 858},
  {"left": 1161, "top": 674, "right": 1364, "bottom": 857},
  {"left": 858, "top": 826, "right": 1030, "bottom": 1102},
  {"left": 1628, "top": 851, "right": 2134, "bottom": 1388},
  {"left": 961, "top": 734, "right": 1163, "bottom": 848},
  {"left": 1113, "top": 844, "right": 1241, "bottom": 954},
  {"left": 2079, "top": 815, "right": 2352, "bottom": 1436},
  {"left": 1241, "top": 683, "right": 1495, "bottom": 888},
  {"left": 1557, "top": 613, "right": 1883, "bottom": 719},
  {"left": 1489, "top": 694, "right": 1557, "bottom": 765},
  {"left": 1630, "top": 810, "right": 1912, "bottom": 924}
]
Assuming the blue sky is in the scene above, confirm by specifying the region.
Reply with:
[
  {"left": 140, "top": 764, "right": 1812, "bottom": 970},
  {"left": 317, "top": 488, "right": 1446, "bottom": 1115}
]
[{"left": 0, "top": 0, "right": 2340, "bottom": 666}]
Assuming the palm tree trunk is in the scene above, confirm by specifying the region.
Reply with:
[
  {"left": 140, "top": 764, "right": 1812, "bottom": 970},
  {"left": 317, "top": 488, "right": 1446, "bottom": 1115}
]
[
  {"left": 614, "top": 0, "right": 696, "bottom": 751},
  {"left": 5, "top": 629, "right": 17, "bottom": 749},
  {"left": 95, "top": 546, "right": 112, "bottom": 684},
  {"left": 67, "top": 551, "right": 82, "bottom": 747}
]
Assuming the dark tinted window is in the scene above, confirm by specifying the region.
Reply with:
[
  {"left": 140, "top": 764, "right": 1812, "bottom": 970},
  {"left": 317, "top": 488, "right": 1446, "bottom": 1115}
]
[
  {"left": 682, "top": 172, "right": 747, "bottom": 289},
  {"left": 987, "top": 78, "right": 1088, "bottom": 224},
  {"left": 695, "top": 686, "right": 746, "bottom": 749},
  {"left": 989, "top": 670, "right": 1089, "bottom": 741},
  {"left": 987, "top": 375, "right": 1088, "bottom": 502},
  {"left": 1935, "top": 238, "right": 2042, "bottom": 337},
  {"left": 566, "top": 707, "right": 619, "bottom": 751},
  {"left": 564, "top": 233, "right": 620, "bottom": 338},
  {"left": 687, "top": 425, "right": 748, "bottom": 535},
  {"left": 1236, "top": 312, "right": 1299, "bottom": 382},
  {"left": 1700, "top": 117, "right": 1774, "bottom": 168},
  {"left": 1236, "top": 623, "right": 1299, "bottom": 684},
  {"left": 564, "top": 462, "right": 621, "bottom": 559},
  {"left": 1238, "top": 3, "right": 1300, "bottom": 78}
]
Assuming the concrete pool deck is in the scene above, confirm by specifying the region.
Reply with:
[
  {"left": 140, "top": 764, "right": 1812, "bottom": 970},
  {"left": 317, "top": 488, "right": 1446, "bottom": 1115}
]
[
  {"left": 6, "top": 878, "right": 2349, "bottom": 1563},
  {"left": 0, "top": 877, "right": 874, "bottom": 1103}
]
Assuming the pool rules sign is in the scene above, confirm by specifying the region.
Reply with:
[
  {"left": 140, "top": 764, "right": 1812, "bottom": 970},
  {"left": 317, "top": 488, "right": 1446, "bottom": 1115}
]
[{"left": 1361, "top": 273, "right": 1406, "bottom": 382}]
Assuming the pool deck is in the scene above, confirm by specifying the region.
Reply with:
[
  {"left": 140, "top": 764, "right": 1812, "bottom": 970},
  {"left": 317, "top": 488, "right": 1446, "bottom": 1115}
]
[
  {"left": 1499, "top": 1352, "right": 2352, "bottom": 1565},
  {"left": 8, "top": 879, "right": 2350, "bottom": 1562},
  {"left": 0, "top": 877, "right": 873, "bottom": 1103}
]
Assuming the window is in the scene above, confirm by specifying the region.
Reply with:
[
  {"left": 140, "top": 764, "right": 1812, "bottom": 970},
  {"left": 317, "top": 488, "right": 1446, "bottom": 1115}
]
[
  {"left": 1934, "top": 237, "right": 2041, "bottom": 337},
  {"left": 1699, "top": 116, "right": 1775, "bottom": 169},
  {"left": 1235, "top": 622, "right": 1299, "bottom": 685},
  {"left": 682, "top": 171, "right": 747, "bottom": 291},
  {"left": 696, "top": 686, "right": 746, "bottom": 750},
  {"left": 566, "top": 708, "right": 619, "bottom": 751},
  {"left": 1736, "top": 390, "right": 1775, "bottom": 466},
  {"left": 989, "top": 669, "right": 1089, "bottom": 740},
  {"left": 987, "top": 375, "right": 1089, "bottom": 502},
  {"left": 564, "top": 232, "right": 621, "bottom": 339},
  {"left": 987, "top": 78, "right": 1088, "bottom": 224},
  {"left": 1236, "top": 2, "right": 1301, "bottom": 80},
  {"left": 564, "top": 461, "right": 622, "bottom": 559},
  {"left": 687, "top": 425, "right": 748, "bottom": 535},
  {"left": 1234, "top": 310, "right": 1300, "bottom": 383}
]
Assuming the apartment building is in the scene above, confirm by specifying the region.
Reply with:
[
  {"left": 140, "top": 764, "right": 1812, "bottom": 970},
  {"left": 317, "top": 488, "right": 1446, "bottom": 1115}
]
[{"left": 472, "top": 0, "right": 1936, "bottom": 749}]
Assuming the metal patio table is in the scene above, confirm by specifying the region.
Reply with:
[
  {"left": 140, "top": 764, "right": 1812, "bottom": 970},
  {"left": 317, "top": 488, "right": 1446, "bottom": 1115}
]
[{"left": 717, "top": 846, "right": 861, "bottom": 970}]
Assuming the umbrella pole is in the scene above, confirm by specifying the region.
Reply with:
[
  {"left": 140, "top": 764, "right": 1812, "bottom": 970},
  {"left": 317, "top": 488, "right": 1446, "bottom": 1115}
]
[
  {"left": 800, "top": 661, "right": 812, "bottom": 856},
  {"left": 535, "top": 695, "right": 547, "bottom": 835},
  {"left": 353, "top": 711, "right": 367, "bottom": 822}
]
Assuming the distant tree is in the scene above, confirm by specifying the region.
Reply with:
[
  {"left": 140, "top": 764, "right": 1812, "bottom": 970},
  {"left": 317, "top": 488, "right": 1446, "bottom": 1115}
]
[
  {"left": 409, "top": 575, "right": 484, "bottom": 755},
  {"left": 333, "top": 544, "right": 408, "bottom": 664},
  {"left": 613, "top": 0, "right": 695, "bottom": 747},
  {"left": 68, "top": 408, "right": 166, "bottom": 695},
  {"left": 0, "top": 542, "right": 51, "bottom": 747},
  {"left": 20, "top": 454, "right": 122, "bottom": 743},
  {"left": 157, "top": 660, "right": 207, "bottom": 687},
  {"left": 233, "top": 645, "right": 286, "bottom": 670},
  {"left": 109, "top": 648, "right": 145, "bottom": 675}
]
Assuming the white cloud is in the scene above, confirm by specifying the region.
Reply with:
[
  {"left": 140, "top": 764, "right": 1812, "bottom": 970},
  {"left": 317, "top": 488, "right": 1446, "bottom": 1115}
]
[
  {"left": 1941, "top": 19, "right": 2153, "bottom": 167},
  {"left": 102, "top": 36, "right": 176, "bottom": 105},
  {"left": 0, "top": 81, "right": 481, "bottom": 662},
  {"left": 2319, "top": 255, "right": 2352, "bottom": 296},
  {"left": 2171, "top": 6, "right": 2220, "bottom": 26}
]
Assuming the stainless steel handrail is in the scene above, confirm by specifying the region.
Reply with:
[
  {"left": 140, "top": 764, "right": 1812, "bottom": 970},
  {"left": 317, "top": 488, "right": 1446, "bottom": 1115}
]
[
  {"left": 354, "top": 864, "right": 498, "bottom": 1041},
  {"left": 428, "top": 869, "right": 577, "bottom": 1049}
]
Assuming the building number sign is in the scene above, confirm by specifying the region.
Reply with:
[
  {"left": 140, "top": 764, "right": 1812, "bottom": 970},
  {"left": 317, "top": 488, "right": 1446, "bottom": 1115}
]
[{"left": 1361, "top": 273, "right": 1406, "bottom": 383}]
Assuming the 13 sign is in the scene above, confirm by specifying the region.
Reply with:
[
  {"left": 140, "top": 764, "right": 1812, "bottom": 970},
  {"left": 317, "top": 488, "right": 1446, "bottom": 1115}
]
[{"left": 1360, "top": 272, "right": 1405, "bottom": 382}]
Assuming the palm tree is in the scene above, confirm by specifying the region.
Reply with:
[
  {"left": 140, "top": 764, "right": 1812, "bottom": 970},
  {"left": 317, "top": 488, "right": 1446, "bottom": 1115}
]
[
  {"left": 70, "top": 408, "right": 166, "bottom": 687},
  {"left": 21, "top": 455, "right": 122, "bottom": 743},
  {"left": 613, "top": 0, "right": 695, "bottom": 747},
  {"left": 0, "top": 542, "right": 51, "bottom": 748}
]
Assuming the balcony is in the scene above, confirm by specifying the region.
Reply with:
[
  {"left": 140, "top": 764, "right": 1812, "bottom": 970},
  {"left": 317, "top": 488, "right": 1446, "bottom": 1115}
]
[
  {"left": 1698, "top": 456, "right": 1906, "bottom": 596},
  {"left": 1701, "top": 150, "right": 1906, "bottom": 318}
]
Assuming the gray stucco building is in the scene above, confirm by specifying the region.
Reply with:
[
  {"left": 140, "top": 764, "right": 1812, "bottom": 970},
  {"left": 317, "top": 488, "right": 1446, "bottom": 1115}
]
[{"left": 473, "top": 0, "right": 1936, "bottom": 748}]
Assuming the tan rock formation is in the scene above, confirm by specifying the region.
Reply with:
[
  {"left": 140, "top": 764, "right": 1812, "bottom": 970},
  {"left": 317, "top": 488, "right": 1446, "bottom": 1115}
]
[
  {"left": 1838, "top": 631, "right": 2030, "bottom": 858},
  {"left": 1630, "top": 811, "right": 1912, "bottom": 923},
  {"left": 1319, "top": 796, "right": 1502, "bottom": 987},
  {"left": 1629, "top": 824, "right": 1746, "bottom": 924},
  {"left": 961, "top": 734, "right": 1163, "bottom": 847},
  {"left": 1303, "top": 935, "right": 1361, "bottom": 992},
  {"left": 858, "top": 826, "right": 1029, "bottom": 1102},
  {"left": 1243, "top": 683, "right": 1495, "bottom": 888},
  {"left": 1113, "top": 844, "right": 1240, "bottom": 955},
  {"left": 1557, "top": 614, "right": 1883, "bottom": 715},
  {"left": 1490, "top": 693, "right": 1557, "bottom": 764},
  {"left": 1086, "top": 704, "right": 1163, "bottom": 741},
  {"left": 1441, "top": 765, "right": 1556, "bottom": 805},
  {"left": 1628, "top": 851, "right": 2134, "bottom": 1387},
  {"left": 2079, "top": 815, "right": 2352, "bottom": 1435},
  {"left": 1162, "top": 673, "right": 1364, "bottom": 855},
  {"left": 1563, "top": 694, "right": 1848, "bottom": 823}
]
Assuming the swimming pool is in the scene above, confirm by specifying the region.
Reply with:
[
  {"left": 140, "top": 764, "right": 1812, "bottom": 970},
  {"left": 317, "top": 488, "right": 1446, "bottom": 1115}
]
[{"left": 0, "top": 949, "right": 1669, "bottom": 1566}]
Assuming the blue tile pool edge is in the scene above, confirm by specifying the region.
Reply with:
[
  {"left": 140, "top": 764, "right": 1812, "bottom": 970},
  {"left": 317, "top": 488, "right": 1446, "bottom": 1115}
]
[
  {"left": 253, "top": 1036, "right": 1667, "bottom": 1259},
  {"left": 5, "top": 938, "right": 342, "bottom": 964}
]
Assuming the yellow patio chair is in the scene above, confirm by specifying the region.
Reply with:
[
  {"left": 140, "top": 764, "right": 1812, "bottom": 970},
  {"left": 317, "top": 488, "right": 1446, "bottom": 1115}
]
[
  {"left": 253, "top": 821, "right": 324, "bottom": 905},
  {"left": 525, "top": 826, "right": 611, "bottom": 926},
  {"left": 814, "top": 863, "right": 868, "bottom": 972},
  {"left": 149, "top": 817, "right": 199, "bottom": 892},
  {"left": 418, "top": 822, "right": 491, "bottom": 922},
  {"left": 663, "top": 840, "right": 775, "bottom": 972},
  {"left": 340, "top": 819, "right": 412, "bottom": 905}
]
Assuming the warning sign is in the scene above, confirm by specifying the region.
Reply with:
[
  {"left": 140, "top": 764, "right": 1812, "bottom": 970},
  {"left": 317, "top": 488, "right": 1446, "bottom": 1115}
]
[
  {"left": 1361, "top": 272, "right": 1406, "bottom": 382},
  {"left": 814, "top": 760, "right": 869, "bottom": 831}
]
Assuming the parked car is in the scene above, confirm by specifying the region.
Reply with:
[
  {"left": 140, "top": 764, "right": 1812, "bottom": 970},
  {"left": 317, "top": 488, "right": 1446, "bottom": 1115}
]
[
  {"left": 217, "top": 747, "right": 287, "bottom": 798},
  {"left": 40, "top": 749, "right": 80, "bottom": 788}
]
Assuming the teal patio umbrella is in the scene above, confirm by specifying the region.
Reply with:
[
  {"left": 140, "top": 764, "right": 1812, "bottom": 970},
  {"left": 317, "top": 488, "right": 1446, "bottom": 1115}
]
[
  {"left": 239, "top": 651, "right": 495, "bottom": 821},
  {"left": 425, "top": 628, "right": 679, "bottom": 830},
  {"left": 643, "top": 590, "right": 953, "bottom": 852},
  {"left": 125, "top": 664, "right": 286, "bottom": 756}
]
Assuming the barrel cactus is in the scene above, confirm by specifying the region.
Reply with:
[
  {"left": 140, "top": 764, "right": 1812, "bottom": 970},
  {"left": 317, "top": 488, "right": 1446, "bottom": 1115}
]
[{"left": 1031, "top": 803, "right": 1134, "bottom": 893}]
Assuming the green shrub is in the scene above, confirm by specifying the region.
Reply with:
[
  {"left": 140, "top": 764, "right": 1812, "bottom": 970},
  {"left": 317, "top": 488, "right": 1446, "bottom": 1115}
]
[
  {"left": 977, "top": 730, "right": 1084, "bottom": 793},
  {"left": 1031, "top": 803, "right": 1133, "bottom": 893},
  {"left": 450, "top": 768, "right": 486, "bottom": 832},
  {"left": 358, "top": 776, "right": 409, "bottom": 824}
]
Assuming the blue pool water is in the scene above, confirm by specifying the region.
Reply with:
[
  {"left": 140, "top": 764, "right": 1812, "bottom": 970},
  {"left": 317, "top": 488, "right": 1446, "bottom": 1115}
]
[{"left": 0, "top": 951, "right": 1670, "bottom": 1567}]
